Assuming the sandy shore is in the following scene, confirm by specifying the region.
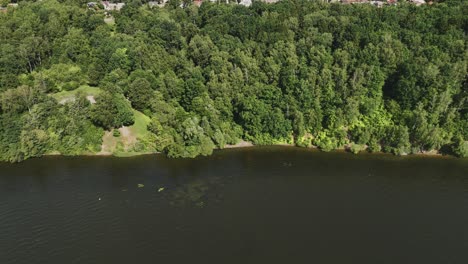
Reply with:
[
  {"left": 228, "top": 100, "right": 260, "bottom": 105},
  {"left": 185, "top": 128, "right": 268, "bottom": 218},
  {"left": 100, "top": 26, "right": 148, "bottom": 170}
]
[
  {"left": 223, "top": 140, "right": 254, "bottom": 149},
  {"left": 224, "top": 140, "right": 296, "bottom": 149},
  {"left": 43, "top": 141, "right": 453, "bottom": 159}
]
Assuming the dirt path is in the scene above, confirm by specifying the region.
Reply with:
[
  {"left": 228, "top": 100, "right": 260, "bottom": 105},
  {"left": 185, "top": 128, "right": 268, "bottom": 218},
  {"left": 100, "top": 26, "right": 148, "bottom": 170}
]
[
  {"left": 58, "top": 95, "right": 96, "bottom": 105},
  {"left": 119, "top": 126, "right": 137, "bottom": 151},
  {"left": 98, "top": 131, "right": 115, "bottom": 155},
  {"left": 98, "top": 126, "right": 139, "bottom": 154},
  {"left": 86, "top": 95, "right": 96, "bottom": 104}
]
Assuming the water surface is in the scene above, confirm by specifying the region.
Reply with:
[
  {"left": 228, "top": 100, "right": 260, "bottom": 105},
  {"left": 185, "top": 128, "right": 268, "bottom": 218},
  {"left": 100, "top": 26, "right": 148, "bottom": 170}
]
[{"left": 1, "top": 147, "right": 467, "bottom": 263}]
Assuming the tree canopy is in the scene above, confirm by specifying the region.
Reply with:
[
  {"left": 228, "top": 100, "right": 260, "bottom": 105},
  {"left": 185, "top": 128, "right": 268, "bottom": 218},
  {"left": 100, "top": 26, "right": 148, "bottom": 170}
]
[{"left": 0, "top": 0, "right": 467, "bottom": 162}]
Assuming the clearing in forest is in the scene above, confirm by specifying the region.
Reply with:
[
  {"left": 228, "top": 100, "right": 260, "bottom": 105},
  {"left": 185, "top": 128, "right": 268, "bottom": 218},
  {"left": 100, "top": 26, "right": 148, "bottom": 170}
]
[
  {"left": 51, "top": 85, "right": 101, "bottom": 104},
  {"left": 99, "top": 110, "right": 152, "bottom": 156}
]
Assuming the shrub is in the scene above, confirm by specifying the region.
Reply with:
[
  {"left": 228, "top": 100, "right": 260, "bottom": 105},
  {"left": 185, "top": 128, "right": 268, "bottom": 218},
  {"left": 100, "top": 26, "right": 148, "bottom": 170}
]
[
  {"left": 452, "top": 138, "right": 468, "bottom": 158},
  {"left": 350, "top": 143, "right": 366, "bottom": 154}
]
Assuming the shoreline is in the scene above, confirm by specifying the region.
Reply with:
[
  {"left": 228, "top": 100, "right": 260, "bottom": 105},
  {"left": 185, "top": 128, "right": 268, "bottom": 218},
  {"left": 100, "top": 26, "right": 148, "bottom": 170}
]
[
  {"left": 223, "top": 140, "right": 255, "bottom": 149},
  {"left": 33, "top": 142, "right": 463, "bottom": 162}
]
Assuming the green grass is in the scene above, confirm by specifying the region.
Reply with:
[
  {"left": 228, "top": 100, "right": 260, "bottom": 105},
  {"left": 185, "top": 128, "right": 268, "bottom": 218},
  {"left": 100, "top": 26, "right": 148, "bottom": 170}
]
[
  {"left": 51, "top": 85, "right": 101, "bottom": 103},
  {"left": 101, "top": 110, "right": 153, "bottom": 156},
  {"left": 51, "top": 90, "right": 153, "bottom": 156},
  {"left": 101, "top": 131, "right": 118, "bottom": 153},
  {"left": 130, "top": 110, "right": 151, "bottom": 139}
]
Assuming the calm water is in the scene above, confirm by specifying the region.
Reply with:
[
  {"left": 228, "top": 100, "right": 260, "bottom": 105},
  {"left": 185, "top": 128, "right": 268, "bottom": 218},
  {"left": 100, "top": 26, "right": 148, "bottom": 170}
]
[{"left": 0, "top": 147, "right": 467, "bottom": 263}]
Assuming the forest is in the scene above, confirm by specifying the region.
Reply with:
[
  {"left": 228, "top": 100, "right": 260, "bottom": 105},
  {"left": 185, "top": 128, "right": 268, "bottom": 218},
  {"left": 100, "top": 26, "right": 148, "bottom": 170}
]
[{"left": 0, "top": 0, "right": 467, "bottom": 162}]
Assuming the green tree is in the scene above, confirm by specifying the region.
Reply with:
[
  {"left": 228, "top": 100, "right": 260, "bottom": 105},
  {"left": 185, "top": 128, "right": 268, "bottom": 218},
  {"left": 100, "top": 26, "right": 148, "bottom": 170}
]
[
  {"left": 127, "top": 78, "right": 154, "bottom": 111},
  {"left": 91, "top": 92, "right": 135, "bottom": 130}
]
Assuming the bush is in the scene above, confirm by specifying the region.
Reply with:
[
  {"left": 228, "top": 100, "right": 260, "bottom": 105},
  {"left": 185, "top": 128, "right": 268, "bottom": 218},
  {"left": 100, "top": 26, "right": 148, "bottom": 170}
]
[
  {"left": 296, "top": 136, "right": 311, "bottom": 148},
  {"left": 452, "top": 138, "right": 468, "bottom": 158},
  {"left": 116, "top": 141, "right": 125, "bottom": 153},
  {"left": 90, "top": 92, "right": 135, "bottom": 130},
  {"left": 132, "top": 141, "right": 146, "bottom": 153},
  {"left": 349, "top": 143, "right": 366, "bottom": 154},
  {"left": 367, "top": 138, "right": 381, "bottom": 153},
  {"left": 313, "top": 131, "right": 338, "bottom": 152},
  {"left": 20, "top": 129, "right": 49, "bottom": 159}
]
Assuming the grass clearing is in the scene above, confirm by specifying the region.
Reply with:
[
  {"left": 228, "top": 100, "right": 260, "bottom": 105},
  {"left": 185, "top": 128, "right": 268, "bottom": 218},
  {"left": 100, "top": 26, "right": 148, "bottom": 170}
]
[
  {"left": 104, "top": 16, "right": 115, "bottom": 25},
  {"left": 99, "top": 110, "right": 154, "bottom": 156},
  {"left": 99, "top": 131, "right": 118, "bottom": 155},
  {"left": 52, "top": 88, "right": 154, "bottom": 157},
  {"left": 51, "top": 85, "right": 102, "bottom": 104},
  {"left": 130, "top": 110, "right": 151, "bottom": 139}
]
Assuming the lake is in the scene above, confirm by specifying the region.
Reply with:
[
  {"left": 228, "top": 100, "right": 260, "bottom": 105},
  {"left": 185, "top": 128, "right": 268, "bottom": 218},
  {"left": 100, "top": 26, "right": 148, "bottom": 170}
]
[{"left": 0, "top": 147, "right": 467, "bottom": 263}]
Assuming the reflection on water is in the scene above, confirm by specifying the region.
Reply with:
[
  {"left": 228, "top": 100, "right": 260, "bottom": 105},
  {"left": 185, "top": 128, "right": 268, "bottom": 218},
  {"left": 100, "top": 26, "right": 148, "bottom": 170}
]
[{"left": 0, "top": 147, "right": 467, "bottom": 264}]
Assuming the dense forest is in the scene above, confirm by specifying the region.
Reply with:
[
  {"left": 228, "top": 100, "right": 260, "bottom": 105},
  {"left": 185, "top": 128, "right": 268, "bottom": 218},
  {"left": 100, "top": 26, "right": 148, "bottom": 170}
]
[{"left": 0, "top": 0, "right": 467, "bottom": 162}]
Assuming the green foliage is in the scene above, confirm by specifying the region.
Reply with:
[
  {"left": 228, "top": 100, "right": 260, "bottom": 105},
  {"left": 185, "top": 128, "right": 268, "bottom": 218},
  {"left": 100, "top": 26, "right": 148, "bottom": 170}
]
[
  {"left": 90, "top": 92, "right": 135, "bottom": 130},
  {"left": 165, "top": 116, "right": 215, "bottom": 158},
  {"left": 20, "top": 129, "right": 50, "bottom": 159},
  {"left": 188, "top": 35, "right": 217, "bottom": 67},
  {"left": 313, "top": 131, "right": 338, "bottom": 152},
  {"left": 31, "top": 64, "right": 87, "bottom": 92},
  {"left": 1, "top": 86, "right": 43, "bottom": 114},
  {"left": 383, "top": 125, "right": 411, "bottom": 155},
  {"left": 367, "top": 138, "right": 382, "bottom": 153},
  {"left": 0, "top": 0, "right": 10, "bottom": 8},
  {"left": 109, "top": 48, "right": 131, "bottom": 73},
  {"left": 349, "top": 143, "right": 367, "bottom": 154},
  {"left": 1, "top": 0, "right": 467, "bottom": 162},
  {"left": 451, "top": 137, "right": 468, "bottom": 158},
  {"left": 127, "top": 78, "right": 154, "bottom": 111}
]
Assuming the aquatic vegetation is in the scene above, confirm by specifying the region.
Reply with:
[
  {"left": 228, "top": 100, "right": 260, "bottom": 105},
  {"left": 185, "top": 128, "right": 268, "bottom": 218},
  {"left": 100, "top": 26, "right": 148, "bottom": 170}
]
[{"left": 168, "top": 178, "right": 223, "bottom": 207}]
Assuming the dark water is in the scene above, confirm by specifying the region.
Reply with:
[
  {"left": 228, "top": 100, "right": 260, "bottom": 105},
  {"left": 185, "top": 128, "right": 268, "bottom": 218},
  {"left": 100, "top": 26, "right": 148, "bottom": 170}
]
[{"left": 0, "top": 147, "right": 467, "bottom": 264}]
